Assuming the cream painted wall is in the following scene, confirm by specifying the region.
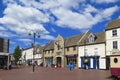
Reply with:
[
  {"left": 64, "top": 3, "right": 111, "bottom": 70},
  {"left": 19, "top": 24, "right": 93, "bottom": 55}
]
[
  {"left": 78, "top": 43, "right": 106, "bottom": 69},
  {"left": 106, "top": 28, "right": 120, "bottom": 56}
]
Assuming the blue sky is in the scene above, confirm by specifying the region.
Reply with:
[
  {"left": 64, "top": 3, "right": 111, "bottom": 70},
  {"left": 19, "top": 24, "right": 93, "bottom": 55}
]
[{"left": 0, "top": 0, "right": 120, "bottom": 53}]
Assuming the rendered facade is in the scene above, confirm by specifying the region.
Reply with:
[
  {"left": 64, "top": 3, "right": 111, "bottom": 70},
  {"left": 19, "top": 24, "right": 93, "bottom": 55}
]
[{"left": 21, "top": 46, "right": 43, "bottom": 66}]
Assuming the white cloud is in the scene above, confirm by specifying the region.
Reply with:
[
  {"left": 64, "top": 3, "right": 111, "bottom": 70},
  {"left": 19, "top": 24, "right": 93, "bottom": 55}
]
[
  {"left": 0, "top": 31, "right": 16, "bottom": 37},
  {"left": 101, "top": 6, "right": 119, "bottom": 19},
  {"left": 1, "top": 0, "right": 119, "bottom": 38},
  {"left": 18, "top": 38, "right": 32, "bottom": 42},
  {"left": 51, "top": 28, "right": 56, "bottom": 33},
  {"left": 91, "top": 0, "right": 118, "bottom": 4},
  {"left": 0, "top": 4, "right": 50, "bottom": 35},
  {"left": 41, "top": 35, "right": 55, "bottom": 40},
  {"left": 51, "top": 5, "right": 119, "bottom": 30},
  {"left": 0, "top": 26, "right": 6, "bottom": 30}
]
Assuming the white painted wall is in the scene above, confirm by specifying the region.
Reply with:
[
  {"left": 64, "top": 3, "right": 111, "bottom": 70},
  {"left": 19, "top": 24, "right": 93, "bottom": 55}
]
[
  {"left": 106, "top": 28, "right": 120, "bottom": 55},
  {"left": 78, "top": 43, "right": 106, "bottom": 69},
  {"left": 21, "top": 48, "right": 33, "bottom": 64},
  {"left": 21, "top": 47, "right": 43, "bottom": 65}
]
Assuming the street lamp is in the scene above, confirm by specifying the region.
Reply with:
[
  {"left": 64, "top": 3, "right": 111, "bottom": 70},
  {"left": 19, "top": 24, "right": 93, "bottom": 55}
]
[{"left": 28, "top": 31, "right": 40, "bottom": 72}]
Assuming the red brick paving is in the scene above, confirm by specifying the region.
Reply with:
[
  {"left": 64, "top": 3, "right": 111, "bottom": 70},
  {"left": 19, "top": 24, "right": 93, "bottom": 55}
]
[{"left": 0, "top": 66, "right": 112, "bottom": 80}]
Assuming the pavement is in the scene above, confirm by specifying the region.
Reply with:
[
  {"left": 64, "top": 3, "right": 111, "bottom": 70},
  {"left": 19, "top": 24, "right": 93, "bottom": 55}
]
[{"left": 0, "top": 66, "right": 112, "bottom": 80}]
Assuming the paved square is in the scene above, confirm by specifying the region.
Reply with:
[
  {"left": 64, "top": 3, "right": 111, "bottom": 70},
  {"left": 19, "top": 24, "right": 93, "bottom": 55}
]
[{"left": 0, "top": 67, "right": 112, "bottom": 80}]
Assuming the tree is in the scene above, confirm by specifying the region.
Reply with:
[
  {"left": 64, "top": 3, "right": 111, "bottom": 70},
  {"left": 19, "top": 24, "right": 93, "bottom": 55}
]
[{"left": 13, "top": 45, "right": 22, "bottom": 65}]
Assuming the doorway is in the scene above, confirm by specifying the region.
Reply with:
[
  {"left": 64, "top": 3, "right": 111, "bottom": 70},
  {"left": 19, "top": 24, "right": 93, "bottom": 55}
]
[{"left": 56, "top": 57, "right": 61, "bottom": 68}]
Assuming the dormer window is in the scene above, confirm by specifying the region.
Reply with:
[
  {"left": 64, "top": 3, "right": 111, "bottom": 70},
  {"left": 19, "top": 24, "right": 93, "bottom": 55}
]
[{"left": 88, "top": 33, "right": 95, "bottom": 43}]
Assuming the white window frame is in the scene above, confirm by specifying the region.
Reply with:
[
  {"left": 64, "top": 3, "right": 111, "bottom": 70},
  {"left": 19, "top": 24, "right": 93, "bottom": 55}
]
[
  {"left": 113, "top": 41, "right": 118, "bottom": 49},
  {"left": 112, "top": 29, "right": 117, "bottom": 37}
]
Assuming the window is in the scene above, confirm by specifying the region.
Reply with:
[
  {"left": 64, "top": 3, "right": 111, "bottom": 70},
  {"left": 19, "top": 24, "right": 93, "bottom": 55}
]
[
  {"left": 112, "top": 29, "right": 117, "bottom": 36},
  {"left": 114, "top": 58, "right": 118, "bottom": 63},
  {"left": 67, "top": 47, "right": 69, "bottom": 51},
  {"left": 52, "top": 50, "right": 54, "bottom": 53},
  {"left": 89, "top": 35, "right": 94, "bottom": 43},
  {"left": 73, "top": 46, "right": 76, "bottom": 51},
  {"left": 94, "top": 48, "right": 98, "bottom": 55},
  {"left": 113, "top": 41, "right": 118, "bottom": 49},
  {"left": 84, "top": 49, "right": 87, "bottom": 56},
  {"left": 48, "top": 50, "right": 50, "bottom": 54}
]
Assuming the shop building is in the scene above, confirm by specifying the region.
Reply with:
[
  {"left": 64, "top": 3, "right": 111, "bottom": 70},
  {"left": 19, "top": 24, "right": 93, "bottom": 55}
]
[
  {"left": 21, "top": 46, "right": 43, "bottom": 66},
  {"left": 105, "top": 19, "right": 120, "bottom": 70},
  {"left": 78, "top": 31, "right": 106, "bottom": 69}
]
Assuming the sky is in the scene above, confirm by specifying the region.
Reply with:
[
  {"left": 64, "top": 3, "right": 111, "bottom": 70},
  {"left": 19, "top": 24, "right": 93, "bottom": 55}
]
[{"left": 0, "top": 0, "right": 120, "bottom": 53}]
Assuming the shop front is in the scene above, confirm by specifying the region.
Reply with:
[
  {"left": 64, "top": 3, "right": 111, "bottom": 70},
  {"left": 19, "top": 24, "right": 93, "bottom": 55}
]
[
  {"left": 65, "top": 54, "right": 78, "bottom": 68},
  {"left": 45, "top": 57, "right": 53, "bottom": 67},
  {"left": 80, "top": 56, "right": 100, "bottom": 69},
  {"left": 0, "top": 53, "right": 9, "bottom": 69}
]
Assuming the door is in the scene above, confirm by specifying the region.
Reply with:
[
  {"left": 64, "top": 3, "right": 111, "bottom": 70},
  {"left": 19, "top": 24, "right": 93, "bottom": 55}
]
[{"left": 56, "top": 57, "right": 61, "bottom": 68}]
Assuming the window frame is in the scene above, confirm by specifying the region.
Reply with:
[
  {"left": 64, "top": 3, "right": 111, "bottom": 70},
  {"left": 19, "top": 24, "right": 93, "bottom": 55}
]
[
  {"left": 113, "top": 41, "right": 118, "bottom": 49},
  {"left": 112, "top": 29, "right": 117, "bottom": 37}
]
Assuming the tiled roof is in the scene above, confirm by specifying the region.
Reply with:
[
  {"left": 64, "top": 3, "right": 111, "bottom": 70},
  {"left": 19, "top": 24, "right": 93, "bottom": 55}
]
[
  {"left": 44, "top": 41, "right": 54, "bottom": 50},
  {"left": 43, "top": 31, "right": 105, "bottom": 50},
  {"left": 79, "top": 31, "right": 105, "bottom": 46},
  {"left": 64, "top": 34, "right": 84, "bottom": 47},
  {"left": 106, "top": 19, "right": 120, "bottom": 30}
]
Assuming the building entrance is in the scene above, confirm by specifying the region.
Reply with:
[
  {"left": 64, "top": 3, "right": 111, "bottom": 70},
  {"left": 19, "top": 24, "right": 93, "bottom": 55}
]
[{"left": 56, "top": 57, "right": 61, "bottom": 68}]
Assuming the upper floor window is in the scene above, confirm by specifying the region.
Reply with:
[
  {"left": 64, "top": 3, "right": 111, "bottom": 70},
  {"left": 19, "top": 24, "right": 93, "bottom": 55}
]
[
  {"left": 48, "top": 50, "right": 50, "bottom": 54},
  {"left": 88, "top": 34, "right": 95, "bottom": 43},
  {"left": 73, "top": 46, "right": 76, "bottom": 51},
  {"left": 94, "top": 48, "right": 98, "bottom": 55},
  {"left": 84, "top": 49, "right": 87, "bottom": 56},
  {"left": 113, "top": 41, "right": 118, "bottom": 49},
  {"left": 112, "top": 29, "right": 117, "bottom": 37},
  {"left": 67, "top": 47, "right": 69, "bottom": 51},
  {"left": 52, "top": 49, "right": 54, "bottom": 53}
]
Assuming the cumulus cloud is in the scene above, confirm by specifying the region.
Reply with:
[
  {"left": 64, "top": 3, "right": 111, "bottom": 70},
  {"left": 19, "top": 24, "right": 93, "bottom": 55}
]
[
  {"left": 0, "top": 0, "right": 119, "bottom": 39},
  {"left": 91, "top": 0, "right": 118, "bottom": 4},
  {"left": 51, "top": 5, "right": 119, "bottom": 30},
  {"left": 0, "top": 26, "right": 6, "bottom": 30},
  {"left": 41, "top": 35, "right": 55, "bottom": 40}
]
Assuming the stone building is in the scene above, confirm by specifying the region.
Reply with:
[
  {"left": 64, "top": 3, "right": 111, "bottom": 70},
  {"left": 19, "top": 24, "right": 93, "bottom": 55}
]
[{"left": 43, "top": 19, "right": 120, "bottom": 70}]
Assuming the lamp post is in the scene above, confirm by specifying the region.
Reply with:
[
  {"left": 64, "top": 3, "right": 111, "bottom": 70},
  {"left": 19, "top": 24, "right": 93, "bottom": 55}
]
[{"left": 28, "top": 31, "right": 40, "bottom": 72}]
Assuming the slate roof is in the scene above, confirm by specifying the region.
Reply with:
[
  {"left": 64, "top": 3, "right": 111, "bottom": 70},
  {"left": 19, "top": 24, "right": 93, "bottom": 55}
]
[
  {"left": 64, "top": 34, "right": 84, "bottom": 47},
  {"left": 44, "top": 41, "right": 54, "bottom": 50},
  {"left": 43, "top": 31, "right": 105, "bottom": 50},
  {"left": 106, "top": 19, "right": 120, "bottom": 30},
  {"left": 79, "top": 31, "right": 105, "bottom": 46}
]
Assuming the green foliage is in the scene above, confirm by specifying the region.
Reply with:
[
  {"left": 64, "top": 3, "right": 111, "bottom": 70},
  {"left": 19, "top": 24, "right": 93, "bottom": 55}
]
[{"left": 13, "top": 45, "right": 22, "bottom": 64}]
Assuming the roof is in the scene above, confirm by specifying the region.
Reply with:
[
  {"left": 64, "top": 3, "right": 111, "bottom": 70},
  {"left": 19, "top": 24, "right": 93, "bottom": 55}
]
[
  {"left": 64, "top": 34, "right": 84, "bottom": 47},
  {"left": 43, "top": 34, "right": 84, "bottom": 50},
  {"left": 79, "top": 31, "right": 105, "bottom": 46},
  {"left": 44, "top": 41, "right": 54, "bottom": 50},
  {"left": 106, "top": 19, "right": 120, "bottom": 30},
  {"left": 43, "top": 31, "right": 105, "bottom": 50}
]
